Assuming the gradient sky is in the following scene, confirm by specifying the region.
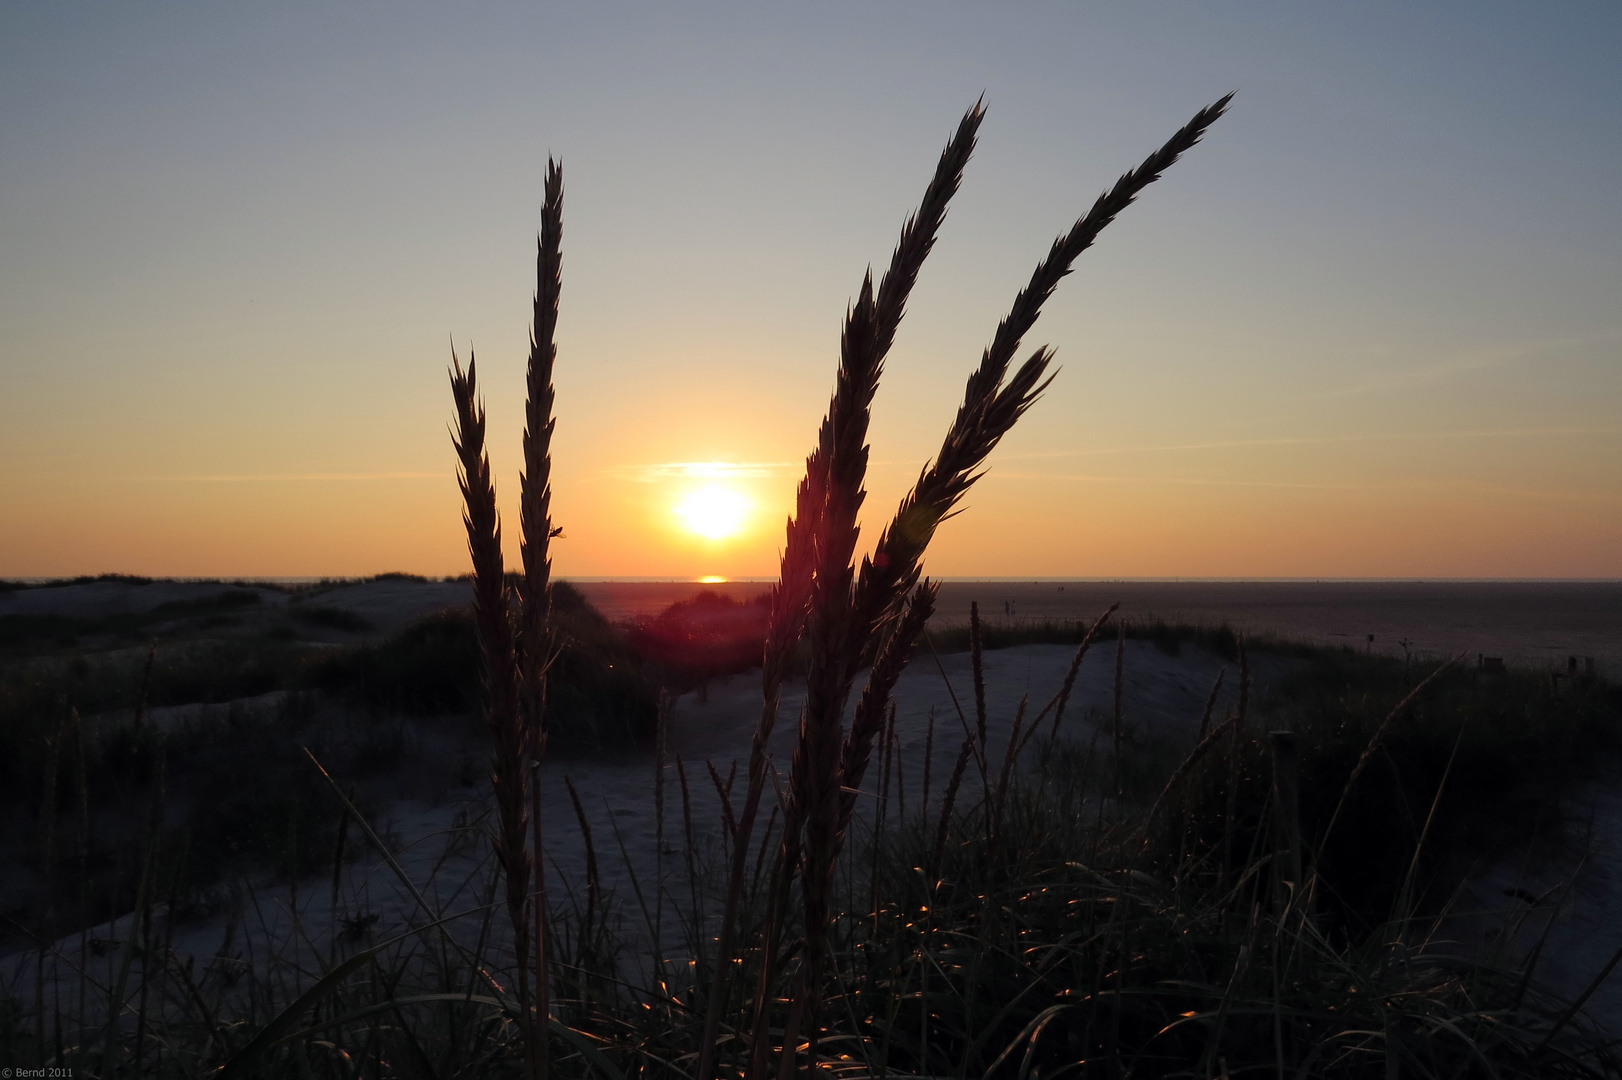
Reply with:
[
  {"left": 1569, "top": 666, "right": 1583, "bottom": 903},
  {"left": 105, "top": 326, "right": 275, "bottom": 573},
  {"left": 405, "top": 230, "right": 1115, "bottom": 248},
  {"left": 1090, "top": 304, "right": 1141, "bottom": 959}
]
[{"left": 3, "top": 2, "right": 1619, "bottom": 580}]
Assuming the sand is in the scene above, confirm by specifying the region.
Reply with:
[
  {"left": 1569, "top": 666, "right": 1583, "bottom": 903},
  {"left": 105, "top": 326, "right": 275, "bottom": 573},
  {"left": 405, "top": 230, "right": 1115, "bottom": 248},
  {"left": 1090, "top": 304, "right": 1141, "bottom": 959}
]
[
  {"left": 564, "top": 577, "right": 1615, "bottom": 668},
  {"left": 1455, "top": 764, "right": 1622, "bottom": 1027},
  {"left": 296, "top": 579, "right": 470, "bottom": 633},
  {"left": 571, "top": 579, "right": 1622, "bottom": 674},
  {"left": 11, "top": 577, "right": 1616, "bottom": 674},
  {"left": 8, "top": 576, "right": 1622, "bottom": 1039},
  {"left": 5, "top": 638, "right": 1253, "bottom": 1026},
  {"left": 0, "top": 580, "right": 287, "bottom": 619},
  {"left": 927, "top": 580, "right": 1622, "bottom": 673}
]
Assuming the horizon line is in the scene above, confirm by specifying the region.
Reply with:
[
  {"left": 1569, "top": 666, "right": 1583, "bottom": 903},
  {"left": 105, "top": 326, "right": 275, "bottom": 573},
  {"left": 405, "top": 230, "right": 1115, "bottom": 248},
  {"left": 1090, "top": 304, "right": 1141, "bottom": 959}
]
[{"left": 5, "top": 574, "right": 1621, "bottom": 587}]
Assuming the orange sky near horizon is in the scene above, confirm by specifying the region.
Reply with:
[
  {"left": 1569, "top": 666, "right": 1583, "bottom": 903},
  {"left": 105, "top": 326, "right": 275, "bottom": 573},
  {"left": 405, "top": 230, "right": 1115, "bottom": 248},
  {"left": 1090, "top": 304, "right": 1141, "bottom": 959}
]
[
  {"left": 7, "top": 410, "right": 1617, "bottom": 581},
  {"left": 2, "top": 3, "right": 1619, "bottom": 581}
]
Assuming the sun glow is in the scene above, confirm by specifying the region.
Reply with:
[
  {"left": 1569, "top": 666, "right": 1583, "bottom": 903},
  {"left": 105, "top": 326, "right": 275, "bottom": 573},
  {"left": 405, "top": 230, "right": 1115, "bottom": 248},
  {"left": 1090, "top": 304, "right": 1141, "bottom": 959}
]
[{"left": 673, "top": 484, "right": 751, "bottom": 540}]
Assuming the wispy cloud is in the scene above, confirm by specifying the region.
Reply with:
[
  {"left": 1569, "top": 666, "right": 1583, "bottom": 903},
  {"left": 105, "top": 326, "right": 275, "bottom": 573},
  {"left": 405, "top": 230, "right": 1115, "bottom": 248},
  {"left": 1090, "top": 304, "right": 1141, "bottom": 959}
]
[
  {"left": 1304, "top": 331, "right": 1622, "bottom": 400},
  {"left": 600, "top": 461, "right": 797, "bottom": 483},
  {"left": 148, "top": 472, "right": 443, "bottom": 482},
  {"left": 999, "top": 472, "right": 1622, "bottom": 503},
  {"left": 995, "top": 425, "right": 1622, "bottom": 464},
  {"left": 996, "top": 472, "right": 1365, "bottom": 491}
]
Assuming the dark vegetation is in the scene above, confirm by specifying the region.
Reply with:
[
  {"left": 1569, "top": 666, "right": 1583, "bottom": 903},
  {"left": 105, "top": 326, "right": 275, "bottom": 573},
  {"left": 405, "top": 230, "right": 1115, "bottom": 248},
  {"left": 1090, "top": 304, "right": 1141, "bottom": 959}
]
[
  {"left": 1274, "top": 652, "right": 1618, "bottom": 923},
  {"left": 0, "top": 579, "right": 662, "bottom": 955},
  {"left": 940, "top": 617, "right": 1622, "bottom": 932},
  {"left": 929, "top": 614, "right": 1273, "bottom": 659},
  {"left": 288, "top": 604, "right": 375, "bottom": 633},
  {"left": 0, "top": 588, "right": 265, "bottom": 649},
  {"left": 12, "top": 570, "right": 1609, "bottom": 972},
  {"left": 7, "top": 596, "right": 1609, "bottom": 955},
  {"left": 0, "top": 575, "right": 740, "bottom": 943},
  {"left": 9, "top": 616, "right": 1616, "bottom": 1076},
  {"left": 310, "top": 581, "right": 658, "bottom": 745},
  {"left": 623, "top": 589, "right": 772, "bottom": 688},
  {"left": 1169, "top": 645, "right": 1620, "bottom": 930},
  {"left": 308, "top": 610, "right": 481, "bottom": 712},
  {"left": 0, "top": 573, "right": 160, "bottom": 590},
  {"left": 4, "top": 688, "right": 365, "bottom": 952}
]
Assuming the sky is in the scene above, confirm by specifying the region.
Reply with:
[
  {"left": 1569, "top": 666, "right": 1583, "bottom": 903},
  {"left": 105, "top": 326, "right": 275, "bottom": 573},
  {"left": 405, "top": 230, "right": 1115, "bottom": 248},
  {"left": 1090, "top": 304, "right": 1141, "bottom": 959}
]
[{"left": 2, "top": 2, "right": 1619, "bottom": 580}]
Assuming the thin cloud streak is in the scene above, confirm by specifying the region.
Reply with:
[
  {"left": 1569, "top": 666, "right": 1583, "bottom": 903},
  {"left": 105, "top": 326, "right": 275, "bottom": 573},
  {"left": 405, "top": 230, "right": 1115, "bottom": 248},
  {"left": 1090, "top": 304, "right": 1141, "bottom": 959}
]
[
  {"left": 148, "top": 472, "right": 444, "bottom": 482},
  {"left": 997, "top": 472, "right": 1364, "bottom": 491},
  {"left": 600, "top": 461, "right": 797, "bottom": 483},
  {"left": 1000, "top": 472, "right": 1622, "bottom": 504},
  {"left": 995, "top": 425, "right": 1622, "bottom": 464},
  {"left": 1303, "top": 332, "right": 1622, "bottom": 400}
]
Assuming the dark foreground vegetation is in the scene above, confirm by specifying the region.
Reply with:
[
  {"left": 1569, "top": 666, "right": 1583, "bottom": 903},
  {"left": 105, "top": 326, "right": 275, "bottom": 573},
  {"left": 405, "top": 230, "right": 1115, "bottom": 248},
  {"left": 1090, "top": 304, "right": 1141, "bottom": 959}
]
[
  {"left": 0, "top": 579, "right": 660, "bottom": 954},
  {"left": 3, "top": 620, "right": 1619, "bottom": 1077}
]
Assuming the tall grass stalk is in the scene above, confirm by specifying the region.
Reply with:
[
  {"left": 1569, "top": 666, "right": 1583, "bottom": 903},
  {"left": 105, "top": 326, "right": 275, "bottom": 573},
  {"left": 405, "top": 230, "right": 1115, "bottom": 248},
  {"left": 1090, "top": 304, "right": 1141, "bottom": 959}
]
[
  {"left": 1044, "top": 602, "right": 1117, "bottom": 744},
  {"left": 35, "top": 711, "right": 61, "bottom": 1058},
  {"left": 741, "top": 93, "right": 1233, "bottom": 1073},
  {"left": 522, "top": 160, "right": 565, "bottom": 1080},
  {"left": 1219, "top": 637, "right": 1251, "bottom": 885},
  {"left": 446, "top": 157, "right": 564, "bottom": 1079},
  {"left": 1111, "top": 619, "right": 1125, "bottom": 798},
  {"left": 704, "top": 100, "right": 988, "bottom": 1080},
  {"left": 449, "top": 348, "right": 534, "bottom": 1069}
]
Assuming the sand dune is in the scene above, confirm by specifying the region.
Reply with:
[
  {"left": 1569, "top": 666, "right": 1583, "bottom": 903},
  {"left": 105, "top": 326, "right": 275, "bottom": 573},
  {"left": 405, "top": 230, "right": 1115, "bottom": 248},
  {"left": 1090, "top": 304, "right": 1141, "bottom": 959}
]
[
  {"left": 8, "top": 576, "right": 1622, "bottom": 1038},
  {"left": 6, "top": 638, "right": 1253, "bottom": 1019}
]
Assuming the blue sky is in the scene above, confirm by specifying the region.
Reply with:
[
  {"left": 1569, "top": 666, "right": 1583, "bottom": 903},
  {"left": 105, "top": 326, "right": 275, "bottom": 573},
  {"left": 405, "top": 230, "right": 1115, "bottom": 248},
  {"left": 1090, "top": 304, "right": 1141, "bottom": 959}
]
[{"left": 2, "top": 2, "right": 1618, "bottom": 577}]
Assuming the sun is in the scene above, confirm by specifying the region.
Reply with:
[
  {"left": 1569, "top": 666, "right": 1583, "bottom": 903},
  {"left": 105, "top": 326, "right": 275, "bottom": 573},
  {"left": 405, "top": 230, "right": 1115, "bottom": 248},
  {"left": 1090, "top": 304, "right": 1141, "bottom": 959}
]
[{"left": 673, "top": 484, "right": 750, "bottom": 540}]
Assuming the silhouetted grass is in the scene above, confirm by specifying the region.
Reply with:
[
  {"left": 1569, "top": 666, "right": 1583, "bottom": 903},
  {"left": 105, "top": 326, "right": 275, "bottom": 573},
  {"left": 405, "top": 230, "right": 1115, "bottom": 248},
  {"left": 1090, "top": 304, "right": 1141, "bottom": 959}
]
[
  {"left": 0, "top": 589, "right": 265, "bottom": 650},
  {"left": 0, "top": 573, "right": 158, "bottom": 591},
  {"left": 925, "top": 617, "right": 1622, "bottom": 933},
  {"left": 287, "top": 605, "right": 375, "bottom": 633},
  {"left": 925, "top": 613, "right": 1332, "bottom": 662},
  {"left": 1251, "top": 651, "right": 1621, "bottom": 930},
  {"left": 307, "top": 582, "right": 658, "bottom": 749},
  {"left": 623, "top": 589, "right": 772, "bottom": 687},
  {"left": 3, "top": 691, "right": 379, "bottom": 953},
  {"left": 308, "top": 611, "right": 480, "bottom": 713},
  {"left": 12, "top": 638, "right": 1615, "bottom": 1077}
]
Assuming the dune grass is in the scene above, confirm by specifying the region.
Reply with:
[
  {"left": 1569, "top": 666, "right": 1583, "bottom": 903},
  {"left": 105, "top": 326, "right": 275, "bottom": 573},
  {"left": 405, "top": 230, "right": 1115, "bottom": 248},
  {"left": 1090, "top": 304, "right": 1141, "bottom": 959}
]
[
  {"left": 0, "top": 588, "right": 267, "bottom": 650},
  {"left": 307, "top": 582, "right": 658, "bottom": 746},
  {"left": 7, "top": 631, "right": 1617, "bottom": 1077}
]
